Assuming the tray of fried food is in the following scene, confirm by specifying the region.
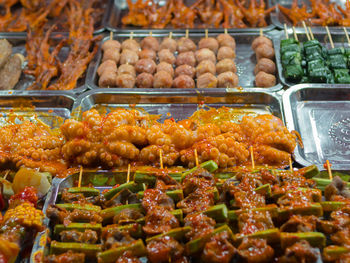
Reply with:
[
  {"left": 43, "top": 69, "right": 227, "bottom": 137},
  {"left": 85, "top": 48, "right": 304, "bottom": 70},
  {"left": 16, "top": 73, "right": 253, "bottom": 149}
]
[
  {"left": 107, "top": 0, "right": 276, "bottom": 31},
  {"left": 270, "top": 0, "right": 350, "bottom": 28},
  {"left": 0, "top": 0, "right": 109, "bottom": 34},
  {"left": 87, "top": 30, "right": 282, "bottom": 92}
]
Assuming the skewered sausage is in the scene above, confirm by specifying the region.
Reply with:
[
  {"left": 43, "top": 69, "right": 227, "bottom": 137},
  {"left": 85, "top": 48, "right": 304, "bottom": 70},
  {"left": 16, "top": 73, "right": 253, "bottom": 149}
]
[
  {"left": 216, "top": 59, "right": 237, "bottom": 74},
  {"left": 254, "top": 58, "right": 276, "bottom": 75},
  {"left": 217, "top": 72, "right": 239, "bottom": 88},
  {"left": 251, "top": 36, "right": 273, "bottom": 51},
  {"left": 99, "top": 69, "right": 117, "bottom": 87},
  {"left": 255, "top": 71, "right": 276, "bottom": 87},
  {"left": 175, "top": 64, "right": 196, "bottom": 78},
  {"left": 97, "top": 60, "right": 117, "bottom": 76},
  {"left": 196, "top": 60, "right": 216, "bottom": 77},
  {"left": 158, "top": 49, "right": 176, "bottom": 64},
  {"left": 139, "top": 49, "right": 157, "bottom": 61},
  {"left": 217, "top": 34, "right": 236, "bottom": 50},
  {"left": 173, "top": 75, "right": 195, "bottom": 89},
  {"left": 157, "top": 62, "right": 174, "bottom": 77},
  {"left": 136, "top": 72, "right": 154, "bottom": 89},
  {"left": 177, "top": 37, "right": 196, "bottom": 53},
  {"left": 255, "top": 43, "right": 275, "bottom": 61},
  {"left": 120, "top": 49, "right": 139, "bottom": 65},
  {"left": 102, "top": 39, "right": 121, "bottom": 53},
  {"left": 141, "top": 36, "right": 160, "bottom": 52},
  {"left": 153, "top": 71, "right": 173, "bottom": 88},
  {"left": 197, "top": 73, "right": 217, "bottom": 88},
  {"left": 176, "top": 51, "right": 196, "bottom": 67},
  {"left": 116, "top": 74, "right": 136, "bottom": 89},
  {"left": 217, "top": 46, "right": 235, "bottom": 61},
  {"left": 102, "top": 48, "right": 120, "bottom": 64},
  {"left": 160, "top": 37, "right": 177, "bottom": 53},
  {"left": 135, "top": 59, "right": 157, "bottom": 74},
  {"left": 121, "top": 39, "right": 140, "bottom": 52},
  {"left": 198, "top": 37, "right": 219, "bottom": 53},
  {"left": 117, "top": 64, "right": 136, "bottom": 78},
  {"left": 0, "top": 54, "right": 23, "bottom": 90},
  {"left": 195, "top": 48, "right": 216, "bottom": 64}
]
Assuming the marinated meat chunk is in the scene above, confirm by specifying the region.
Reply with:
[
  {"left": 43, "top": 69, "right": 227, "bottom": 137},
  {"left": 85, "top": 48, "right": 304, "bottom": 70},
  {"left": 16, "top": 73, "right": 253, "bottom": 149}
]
[
  {"left": 177, "top": 190, "right": 214, "bottom": 214},
  {"left": 238, "top": 211, "right": 274, "bottom": 235},
  {"left": 112, "top": 208, "right": 143, "bottom": 225},
  {"left": 61, "top": 188, "right": 85, "bottom": 203},
  {"left": 181, "top": 167, "right": 215, "bottom": 195},
  {"left": 325, "top": 176, "right": 350, "bottom": 201},
  {"left": 280, "top": 215, "right": 318, "bottom": 233},
  {"left": 142, "top": 188, "right": 175, "bottom": 211},
  {"left": 68, "top": 209, "right": 103, "bottom": 224},
  {"left": 104, "top": 189, "right": 140, "bottom": 208},
  {"left": 184, "top": 213, "right": 216, "bottom": 241},
  {"left": 60, "top": 229, "right": 98, "bottom": 244},
  {"left": 44, "top": 250, "right": 85, "bottom": 263},
  {"left": 102, "top": 225, "right": 135, "bottom": 250},
  {"left": 238, "top": 238, "right": 274, "bottom": 263},
  {"left": 147, "top": 236, "right": 185, "bottom": 263},
  {"left": 234, "top": 190, "right": 266, "bottom": 209},
  {"left": 116, "top": 251, "right": 142, "bottom": 263},
  {"left": 143, "top": 206, "right": 179, "bottom": 235},
  {"left": 46, "top": 205, "right": 68, "bottom": 224},
  {"left": 278, "top": 240, "right": 320, "bottom": 263},
  {"left": 201, "top": 231, "right": 235, "bottom": 263},
  {"left": 331, "top": 228, "right": 350, "bottom": 246}
]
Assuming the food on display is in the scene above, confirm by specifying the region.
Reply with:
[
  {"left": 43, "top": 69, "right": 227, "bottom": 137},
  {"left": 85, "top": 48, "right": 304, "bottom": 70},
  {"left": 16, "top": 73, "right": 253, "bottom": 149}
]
[{"left": 121, "top": 0, "right": 275, "bottom": 28}]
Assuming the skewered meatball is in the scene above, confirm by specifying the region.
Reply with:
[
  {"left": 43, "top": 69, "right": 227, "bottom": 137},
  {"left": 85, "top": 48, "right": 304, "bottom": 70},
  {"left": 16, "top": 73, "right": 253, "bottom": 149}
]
[
  {"left": 217, "top": 46, "right": 235, "bottom": 61},
  {"left": 197, "top": 73, "right": 217, "bottom": 88},
  {"left": 116, "top": 74, "right": 136, "bottom": 89},
  {"left": 120, "top": 49, "right": 139, "bottom": 65},
  {"left": 173, "top": 75, "right": 195, "bottom": 89},
  {"left": 141, "top": 36, "right": 160, "bottom": 52},
  {"left": 153, "top": 71, "right": 173, "bottom": 88},
  {"left": 157, "top": 62, "right": 174, "bottom": 77},
  {"left": 198, "top": 37, "right": 219, "bottom": 53},
  {"left": 217, "top": 72, "right": 239, "bottom": 88},
  {"left": 102, "top": 39, "right": 121, "bottom": 52},
  {"left": 255, "top": 43, "right": 275, "bottom": 61},
  {"left": 254, "top": 58, "right": 276, "bottom": 75},
  {"left": 217, "top": 34, "right": 236, "bottom": 50},
  {"left": 177, "top": 37, "right": 196, "bottom": 53},
  {"left": 216, "top": 59, "right": 237, "bottom": 74},
  {"left": 136, "top": 73, "right": 154, "bottom": 89},
  {"left": 160, "top": 37, "right": 177, "bottom": 53},
  {"left": 176, "top": 51, "right": 196, "bottom": 67},
  {"left": 99, "top": 70, "right": 117, "bottom": 87},
  {"left": 135, "top": 59, "right": 156, "bottom": 74},
  {"left": 158, "top": 49, "right": 176, "bottom": 64},
  {"left": 117, "top": 64, "right": 136, "bottom": 78},
  {"left": 121, "top": 39, "right": 140, "bottom": 52},
  {"left": 196, "top": 60, "right": 216, "bottom": 77},
  {"left": 97, "top": 60, "right": 117, "bottom": 76},
  {"left": 255, "top": 71, "right": 276, "bottom": 87},
  {"left": 252, "top": 36, "right": 273, "bottom": 51},
  {"left": 195, "top": 48, "right": 216, "bottom": 64},
  {"left": 139, "top": 49, "right": 156, "bottom": 61},
  {"left": 175, "top": 65, "right": 196, "bottom": 78},
  {"left": 102, "top": 49, "right": 120, "bottom": 64}
]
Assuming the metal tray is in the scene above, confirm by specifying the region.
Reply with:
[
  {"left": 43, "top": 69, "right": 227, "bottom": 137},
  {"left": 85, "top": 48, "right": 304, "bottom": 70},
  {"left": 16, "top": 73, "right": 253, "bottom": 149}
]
[
  {"left": 86, "top": 31, "right": 283, "bottom": 93},
  {"left": 283, "top": 84, "right": 350, "bottom": 170},
  {"left": 74, "top": 88, "right": 283, "bottom": 122},
  {"left": 274, "top": 28, "right": 350, "bottom": 87},
  {"left": 270, "top": 0, "right": 350, "bottom": 29},
  {"left": 0, "top": 34, "right": 89, "bottom": 94},
  {"left": 107, "top": 0, "right": 276, "bottom": 32}
]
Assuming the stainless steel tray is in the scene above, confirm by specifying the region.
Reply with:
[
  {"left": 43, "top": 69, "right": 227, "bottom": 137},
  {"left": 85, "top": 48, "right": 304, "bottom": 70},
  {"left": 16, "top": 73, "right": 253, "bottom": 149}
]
[
  {"left": 274, "top": 28, "right": 350, "bottom": 87},
  {"left": 283, "top": 84, "right": 350, "bottom": 170},
  {"left": 107, "top": 0, "right": 276, "bottom": 32},
  {"left": 74, "top": 88, "right": 283, "bottom": 122},
  {"left": 270, "top": 0, "right": 350, "bottom": 29},
  {"left": 0, "top": 34, "right": 88, "bottom": 94},
  {"left": 86, "top": 30, "right": 283, "bottom": 92},
  {"left": 0, "top": 90, "right": 76, "bottom": 128}
]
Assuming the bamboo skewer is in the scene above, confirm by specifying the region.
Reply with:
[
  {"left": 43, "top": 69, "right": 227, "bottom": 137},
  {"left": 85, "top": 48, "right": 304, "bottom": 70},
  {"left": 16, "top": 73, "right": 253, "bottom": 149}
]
[
  {"left": 224, "top": 28, "right": 228, "bottom": 35},
  {"left": 126, "top": 164, "right": 131, "bottom": 205},
  {"left": 169, "top": 31, "right": 173, "bottom": 39},
  {"left": 292, "top": 26, "right": 298, "bottom": 41},
  {"left": 194, "top": 149, "right": 199, "bottom": 167},
  {"left": 130, "top": 31, "right": 134, "bottom": 40},
  {"left": 205, "top": 29, "right": 208, "bottom": 39},
  {"left": 326, "top": 160, "right": 333, "bottom": 180},
  {"left": 3, "top": 170, "right": 9, "bottom": 180},
  {"left": 325, "top": 26, "right": 334, "bottom": 49},
  {"left": 185, "top": 29, "right": 189, "bottom": 38},
  {"left": 343, "top": 27, "right": 350, "bottom": 47},
  {"left": 284, "top": 24, "right": 289, "bottom": 39},
  {"left": 289, "top": 155, "right": 293, "bottom": 173},
  {"left": 110, "top": 31, "right": 113, "bottom": 40},
  {"left": 308, "top": 27, "right": 314, "bottom": 40},
  {"left": 302, "top": 21, "right": 310, "bottom": 41},
  {"left": 259, "top": 28, "right": 263, "bottom": 37},
  {"left": 159, "top": 149, "right": 163, "bottom": 170},
  {"left": 78, "top": 166, "right": 83, "bottom": 188},
  {"left": 250, "top": 146, "right": 255, "bottom": 169}
]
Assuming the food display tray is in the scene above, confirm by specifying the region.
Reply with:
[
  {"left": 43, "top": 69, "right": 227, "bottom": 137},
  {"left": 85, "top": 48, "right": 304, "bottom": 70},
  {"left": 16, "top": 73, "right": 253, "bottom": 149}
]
[
  {"left": 283, "top": 84, "right": 350, "bottom": 171},
  {"left": 106, "top": 0, "right": 276, "bottom": 32},
  {"left": 86, "top": 31, "right": 283, "bottom": 93},
  {"left": 0, "top": 90, "right": 76, "bottom": 128},
  {"left": 0, "top": 34, "right": 89, "bottom": 94},
  {"left": 270, "top": 0, "right": 349, "bottom": 29},
  {"left": 274, "top": 28, "right": 350, "bottom": 87}
]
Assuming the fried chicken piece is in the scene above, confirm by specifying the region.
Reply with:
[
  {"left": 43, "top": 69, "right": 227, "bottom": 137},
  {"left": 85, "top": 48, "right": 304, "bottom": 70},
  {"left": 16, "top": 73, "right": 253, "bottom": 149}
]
[
  {"left": 236, "top": 0, "right": 275, "bottom": 27},
  {"left": 278, "top": 0, "right": 314, "bottom": 26}
]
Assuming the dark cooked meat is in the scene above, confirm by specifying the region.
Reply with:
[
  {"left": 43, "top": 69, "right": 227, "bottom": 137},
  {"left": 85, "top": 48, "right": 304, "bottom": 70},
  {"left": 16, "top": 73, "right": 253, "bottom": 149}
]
[
  {"left": 102, "top": 225, "right": 136, "bottom": 250},
  {"left": 0, "top": 54, "right": 23, "bottom": 90},
  {"left": 46, "top": 205, "right": 68, "bottom": 224},
  {"left": 60, "top": 229, "right": 98, "bottom": 244},
  {"left": 184, "top": 213, "right": 216, "bottom": 241},
  {"left": 155, "top": 174, "right": 181, "bottom": 191},
  {"left": 68, "top": 209, "right": 103, "bottom": 224},
  {"left": 116, "top": 251, "right": 142, "bottom": 263},
  {"left": 278, "top": 240, "right": 320, "bottom": 263},
  {"left": 143, "top": 206, "right": 179, "bottom": 235},
  {"left": 112, "top": 208, "right": 143, "bottom": 225},
  {"left": 238, "top": 211, "right": 274, "bottom": 235},
  {"left": 238, "top": 238, "right": 274, "bottom": 263},
  {"left": 280, "top": 215, "right": 318, "bottom": 233},
  {"left": 181, "top": 167, "right": 215, "bottom": 195},
  {"left": 233, "top": 190, "right": 266, "bottom": 209},
  {"left": 147, "top": 236, "right": 185, "bottom": 263},
  {"left": 331, "top": 228, "right": 350, "bottom": 246},
  {"left": 104, "top": 188, "right": 140, "bottom": 208},
  {"left": 142, "top": 188, "right": 175, "bottom": 211},
  {"left": 0, "top": 39, "right": 12, "bottom": 69},
  {"left": 201, "top": 231, "right": 235, "bottom": 263},
  {"left": 177, "top": 190, "right": 214, "bottom": 214},
  {"left": 325, "top": 176, "right": 350, "bottom": 201},
  {"left": 44, "top": 250, "right": 85, "bottom": 263},
  {"left": 61, "top": 188, "right": 86, "bottom": 203},
  {"left": 277, "top": 189, "right": 316, "bottom": 208}
]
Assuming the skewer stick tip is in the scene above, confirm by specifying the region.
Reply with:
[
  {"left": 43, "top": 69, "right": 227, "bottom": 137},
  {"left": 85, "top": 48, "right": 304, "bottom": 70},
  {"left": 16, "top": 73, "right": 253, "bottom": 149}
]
[
  {"left": 259, "top": 28, "right": 263, "bottom": 37},
  {"left": 250, "top": 146, "right": 255, "bottom": 169},
  {"left": 326, "top": 160, "right": 333, "bottom": 180},
  {"left": 302, "top": 21, "right": 310, "bottom": 41},
  {"left": 127, "top": 164, "right": 131, "bottom": 183},
  {"left": 308, "top": 27, "right": 314, "bottom": 40},
  {"left": 185, "top": 29, "right": 189, "bottom": 38},
  {"left": 194, "top": 149, "right": 199, "bottom": 167},
  {"left": 284, "top": 24, "right": 289, "bottom": 39},
  {"left": 205, "top": 29, "right": 208, "bottom": 39},
  {"left": 78, "top": 166, "right": 83, "bottom": 188},
  {"left": 169, "top": 31, "right": 173, "bottom": 39},
  {"left": 109, "top": 31, "right": 113, "bottom": 40},
  {"left": 159, "top": 149, "right": 163, "bottom": 170},
  {"left": 289, "top": 155, "right": 293, "bottom": 173},
  {"left": 224, "top": 28, "right": 228, "bottom": 35},
  {"left": 130, "top": 31, "right": 133, "bottom": 40}
]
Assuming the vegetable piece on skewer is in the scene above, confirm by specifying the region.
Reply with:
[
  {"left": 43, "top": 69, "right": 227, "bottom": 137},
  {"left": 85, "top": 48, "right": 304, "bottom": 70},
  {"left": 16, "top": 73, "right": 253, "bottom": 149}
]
[
  {"left": 145, "top": 226, "right": 192, "bottom": 244},
  {"left": 50, "top": 242, "right": 102, "bottom": 258},
  {"left": 280, "top": 232, "right": 326, "bottom": 249}
]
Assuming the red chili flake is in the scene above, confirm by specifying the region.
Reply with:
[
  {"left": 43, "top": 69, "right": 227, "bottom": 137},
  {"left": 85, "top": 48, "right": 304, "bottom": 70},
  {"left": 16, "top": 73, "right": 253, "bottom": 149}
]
[
  {"left": 113, "top": 184, "right": 120, "bottom": 189},
  {"left": 323, "top": 161, "right": 332, "bottom": 169}
]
